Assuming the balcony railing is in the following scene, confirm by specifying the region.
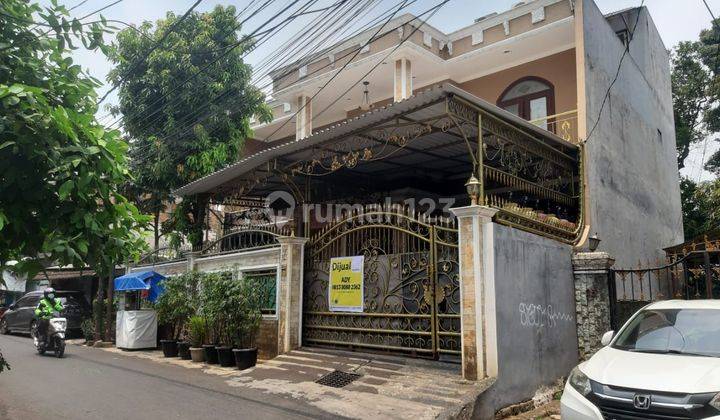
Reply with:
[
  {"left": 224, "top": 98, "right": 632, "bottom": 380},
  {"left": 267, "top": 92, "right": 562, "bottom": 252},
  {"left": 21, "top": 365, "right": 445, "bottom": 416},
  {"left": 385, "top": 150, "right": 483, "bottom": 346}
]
[{"left": 530, "top": 109, "right": 578, "bottom": 144}]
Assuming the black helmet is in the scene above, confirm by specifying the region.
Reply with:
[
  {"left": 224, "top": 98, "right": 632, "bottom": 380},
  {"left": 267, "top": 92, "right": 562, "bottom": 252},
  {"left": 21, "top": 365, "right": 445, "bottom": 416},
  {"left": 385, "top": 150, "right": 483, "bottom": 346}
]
[{"left": 43, "top": 287, "right": 56, "bottom": 300}]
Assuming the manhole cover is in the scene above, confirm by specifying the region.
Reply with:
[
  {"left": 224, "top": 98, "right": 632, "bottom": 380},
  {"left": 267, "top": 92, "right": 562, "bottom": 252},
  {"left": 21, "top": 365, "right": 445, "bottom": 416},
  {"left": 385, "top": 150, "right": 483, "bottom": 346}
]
[{"left": 316, "top": 370, "right": 362, "bottom": 388}]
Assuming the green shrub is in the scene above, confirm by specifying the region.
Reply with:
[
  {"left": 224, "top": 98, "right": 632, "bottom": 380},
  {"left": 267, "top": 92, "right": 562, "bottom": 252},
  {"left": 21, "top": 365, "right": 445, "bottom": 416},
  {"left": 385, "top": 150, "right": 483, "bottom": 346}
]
[
  {"left": 188, "top": 315, "right": 206, "bottom": 348},
  {"left": 155, "top": 272, "right": 201, "bottom": 339},
  {"left": 80, "top": 318, "right": 95, "bottom": 342},
  {"left": 199, "top": 272, "right": 262, "bottom": 348}
]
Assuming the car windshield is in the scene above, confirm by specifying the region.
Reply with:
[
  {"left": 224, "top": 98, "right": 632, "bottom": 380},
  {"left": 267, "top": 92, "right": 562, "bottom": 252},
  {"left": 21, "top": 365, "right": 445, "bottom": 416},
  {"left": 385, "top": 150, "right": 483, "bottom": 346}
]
[{"left": 613, "top": 308, "right": 720, "bottom": 357}]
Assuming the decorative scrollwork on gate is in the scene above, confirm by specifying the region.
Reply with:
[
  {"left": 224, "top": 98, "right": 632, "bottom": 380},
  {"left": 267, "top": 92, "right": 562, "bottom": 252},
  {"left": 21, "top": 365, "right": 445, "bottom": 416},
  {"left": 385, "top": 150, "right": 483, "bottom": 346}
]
[{"left": 303, "top": 204, "right": 459, "bottom": 360}]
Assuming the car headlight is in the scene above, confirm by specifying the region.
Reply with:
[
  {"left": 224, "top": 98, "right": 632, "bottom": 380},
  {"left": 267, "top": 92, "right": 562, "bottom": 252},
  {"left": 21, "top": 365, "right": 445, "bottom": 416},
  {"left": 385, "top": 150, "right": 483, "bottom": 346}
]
[
  {"left": 569, "top": 366, "right": 593, "bottom": 397},
  {"left": 711, "top": 393, "right": 720, "bottom": 411}
]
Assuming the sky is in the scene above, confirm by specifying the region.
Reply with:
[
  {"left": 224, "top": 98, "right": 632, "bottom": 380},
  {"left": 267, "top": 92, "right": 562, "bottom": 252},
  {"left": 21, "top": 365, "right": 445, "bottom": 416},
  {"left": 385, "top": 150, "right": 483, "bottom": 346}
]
[{"left": 41, "top": 0, "right": 720, "bottom": 181}]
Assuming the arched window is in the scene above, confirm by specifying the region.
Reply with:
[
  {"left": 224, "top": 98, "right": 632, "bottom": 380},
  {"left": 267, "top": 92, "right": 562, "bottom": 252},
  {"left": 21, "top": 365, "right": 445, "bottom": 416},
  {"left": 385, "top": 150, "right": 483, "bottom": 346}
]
[{"left": 497, "top": 77, "right": 555, "bottom": 129}]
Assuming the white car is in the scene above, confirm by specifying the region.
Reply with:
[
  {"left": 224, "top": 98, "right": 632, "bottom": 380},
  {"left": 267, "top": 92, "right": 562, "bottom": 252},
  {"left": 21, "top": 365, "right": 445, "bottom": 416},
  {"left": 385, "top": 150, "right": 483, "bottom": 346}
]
[{"left": 561, "top": 300, "right": 720, "bottom": 420}]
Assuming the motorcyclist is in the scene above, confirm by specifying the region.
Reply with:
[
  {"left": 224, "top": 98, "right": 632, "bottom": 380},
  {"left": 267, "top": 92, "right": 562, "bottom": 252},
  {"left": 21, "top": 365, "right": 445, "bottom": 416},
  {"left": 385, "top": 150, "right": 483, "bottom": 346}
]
[{"left": 34, "top": 288, "right": 63, "bottom": 346}]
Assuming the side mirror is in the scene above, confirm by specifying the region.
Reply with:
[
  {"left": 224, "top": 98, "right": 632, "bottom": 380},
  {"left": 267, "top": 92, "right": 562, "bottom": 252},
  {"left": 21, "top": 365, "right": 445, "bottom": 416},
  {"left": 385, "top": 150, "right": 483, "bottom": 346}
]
[
  {"left": 600, "top": 330, "right": 614, "bottom": 346},
  {"left": 9, "top": 303, "right": 16, "bottom": 310}
]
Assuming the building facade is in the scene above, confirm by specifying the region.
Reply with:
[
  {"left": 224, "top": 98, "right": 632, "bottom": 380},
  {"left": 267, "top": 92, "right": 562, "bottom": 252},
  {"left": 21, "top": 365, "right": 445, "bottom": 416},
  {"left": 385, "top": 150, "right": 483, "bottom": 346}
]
[{"left": 141, "top": 0, "right": 682, "bottom": 417}]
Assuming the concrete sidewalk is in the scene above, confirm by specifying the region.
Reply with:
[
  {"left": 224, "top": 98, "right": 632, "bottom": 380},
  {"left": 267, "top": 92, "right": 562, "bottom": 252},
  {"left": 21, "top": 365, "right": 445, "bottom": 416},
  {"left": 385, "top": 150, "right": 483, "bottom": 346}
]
[{"left": 95, "top": 344, "right": 493, "bottom": 419}]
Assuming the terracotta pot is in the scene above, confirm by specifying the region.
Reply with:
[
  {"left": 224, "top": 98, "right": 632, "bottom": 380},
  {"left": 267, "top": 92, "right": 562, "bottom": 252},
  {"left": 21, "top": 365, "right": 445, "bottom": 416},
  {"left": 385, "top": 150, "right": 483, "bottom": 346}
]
[{"left": 189, "top": 347, "right": 205, "bottom": 363}]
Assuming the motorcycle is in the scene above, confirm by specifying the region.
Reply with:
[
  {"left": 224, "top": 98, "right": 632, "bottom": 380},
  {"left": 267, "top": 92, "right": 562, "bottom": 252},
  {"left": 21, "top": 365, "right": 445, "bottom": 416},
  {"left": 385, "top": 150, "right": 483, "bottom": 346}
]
[{"left": 32, "top": 311, "right": 66, "bottom": 358}]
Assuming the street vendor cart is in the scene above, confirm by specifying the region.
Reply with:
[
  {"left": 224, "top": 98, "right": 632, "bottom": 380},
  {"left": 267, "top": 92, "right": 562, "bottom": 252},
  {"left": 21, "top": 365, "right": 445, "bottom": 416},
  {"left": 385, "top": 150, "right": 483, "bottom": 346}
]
[{"left": 114, "top": 271, "right": 165, "bottom": 350}]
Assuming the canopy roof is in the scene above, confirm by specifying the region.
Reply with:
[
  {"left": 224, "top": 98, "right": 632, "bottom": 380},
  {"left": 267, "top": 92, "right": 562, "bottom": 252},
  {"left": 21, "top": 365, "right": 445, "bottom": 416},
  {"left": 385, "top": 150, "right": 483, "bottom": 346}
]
[
  {"left": 114, "top": 271, "right": 165, "bottom": 302},
  {"left": 174, "top": 84, "right": 578, "bottom": 199}
]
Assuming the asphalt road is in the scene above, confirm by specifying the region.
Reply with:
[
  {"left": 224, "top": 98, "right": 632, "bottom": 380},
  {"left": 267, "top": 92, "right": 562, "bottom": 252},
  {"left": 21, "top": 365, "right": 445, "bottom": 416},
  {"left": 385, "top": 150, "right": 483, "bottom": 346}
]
[{"left": 0, "top": 334, "right": 335, "bottom": 420}]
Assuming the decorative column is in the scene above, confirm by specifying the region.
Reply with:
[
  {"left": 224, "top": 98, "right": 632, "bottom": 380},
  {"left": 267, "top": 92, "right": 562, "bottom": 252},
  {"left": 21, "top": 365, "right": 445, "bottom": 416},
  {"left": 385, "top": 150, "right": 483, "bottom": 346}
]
[
  {"left": 295, "top": 95, "right": 312, "bottom": 140},
  {"left": 393, "top": 58, "right": 412, "bottom": 102},
  {"left": 450, "top": 205, "right": 499, "bottom": 381},
  {"left": 186, "top": 251, "right": 200, "bottom": 271},
  {"left": 277, "top": 235, "right": 308, "bottom": 354},
  {"left": 572, "top": 251, "right": 615, "bottom": 360}
]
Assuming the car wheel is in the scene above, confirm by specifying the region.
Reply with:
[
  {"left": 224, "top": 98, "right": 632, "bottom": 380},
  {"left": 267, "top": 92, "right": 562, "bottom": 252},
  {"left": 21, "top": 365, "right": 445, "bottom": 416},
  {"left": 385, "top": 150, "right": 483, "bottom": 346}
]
[{"left": 0, "top": 319, "right": 8, "bottom": 334}]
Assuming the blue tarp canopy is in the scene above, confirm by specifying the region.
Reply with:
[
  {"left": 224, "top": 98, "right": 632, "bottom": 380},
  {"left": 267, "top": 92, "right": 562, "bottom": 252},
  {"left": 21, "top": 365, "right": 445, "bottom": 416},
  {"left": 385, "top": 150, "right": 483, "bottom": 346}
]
[{"left": 114, "top": 271, "right": 165, "bottom": 303}]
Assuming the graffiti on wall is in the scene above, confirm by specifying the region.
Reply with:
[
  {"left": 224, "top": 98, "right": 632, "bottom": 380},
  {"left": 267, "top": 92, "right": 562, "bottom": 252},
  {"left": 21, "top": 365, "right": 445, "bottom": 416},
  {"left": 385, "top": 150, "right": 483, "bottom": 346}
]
[{"left": 519, "top": 302, "right": 574, "bottom": 329}]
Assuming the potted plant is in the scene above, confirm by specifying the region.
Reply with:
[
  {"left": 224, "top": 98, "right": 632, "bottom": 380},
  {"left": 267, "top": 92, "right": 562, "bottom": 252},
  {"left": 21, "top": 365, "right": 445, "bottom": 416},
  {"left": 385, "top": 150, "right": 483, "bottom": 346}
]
[
  {"left": 231, "top": 277, "right": 263, "bottom": 370},
  {"left": 188, "top": 315, "right": 206, "bottom": 363},
  {"left": 155, "top": 273, "right": 199, "bottom": 358},
  {"left": 200, "top": 272, "right": 228, "bottom": 365},
  {"left": 177, "top": 330, "right": 191, "bottom": 360},
  {"left": 207, "top": 274, "right": 238, "bottom": 367}
]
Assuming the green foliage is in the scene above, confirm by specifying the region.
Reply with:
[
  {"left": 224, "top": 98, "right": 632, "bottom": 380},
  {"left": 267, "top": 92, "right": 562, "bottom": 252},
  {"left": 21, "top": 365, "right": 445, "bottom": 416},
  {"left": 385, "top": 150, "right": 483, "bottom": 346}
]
[
  {"left": 107, "top": 6, "right": 272, "bottom": 249},
  {"left": 673, "top": 20, "right": 719, "bottom": 239},
  {"left": 198, "top": 271, "right": 233, "bottom": 345},
  {"left": 80, "top": 318, "right": 95, "bottom": 342},
  {"left": 672, "top": 41, "right": 715, "bottom": 170},
  {"left": 154, "top": 272, "right": 200, "bottom": 339},
  {"left": 0, "top": 0, "right": 149, "bottom": 277},
  {"left": 227, "top": 277, "right": 262, "bottom": 349},
  {"left": 188, "top": 315, "right": 206, "bottom": 348},
  {"left": 680, "top": 177, "right": 720, "bottom": 240},
  {"left": 198, "top": 272, "right": 262, "bottom": 347}
]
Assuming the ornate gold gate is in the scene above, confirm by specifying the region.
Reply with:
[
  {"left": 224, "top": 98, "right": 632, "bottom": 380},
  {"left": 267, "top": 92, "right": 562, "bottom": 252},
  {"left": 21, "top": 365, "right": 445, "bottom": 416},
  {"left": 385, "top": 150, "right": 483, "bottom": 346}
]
[{"left": 302, "top": 205, "right": 460, "bottom": 360}]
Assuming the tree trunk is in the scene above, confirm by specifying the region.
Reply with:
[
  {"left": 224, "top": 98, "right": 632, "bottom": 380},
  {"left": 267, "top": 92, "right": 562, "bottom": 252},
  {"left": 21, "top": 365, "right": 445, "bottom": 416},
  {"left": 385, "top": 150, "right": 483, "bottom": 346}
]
[
  {"left": 104, "top": 274, "right": 114, "bottom": 342},
  {"left": 190, "top": 194, "right": 208, "bottom": 251},
  {"left": 94, "top": 274, "right": 105, "bottom": 342},
  {"left": 153, "top": 208, "right": 160, "bottom": 250}
]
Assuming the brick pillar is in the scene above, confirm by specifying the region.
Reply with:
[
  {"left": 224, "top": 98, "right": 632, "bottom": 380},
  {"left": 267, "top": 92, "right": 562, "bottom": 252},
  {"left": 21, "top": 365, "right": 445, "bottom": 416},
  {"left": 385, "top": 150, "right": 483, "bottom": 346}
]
[
  {"left": 572, "top": 251, "right": 615, "bottom": 360},
  {"left": 277, "top": 236, "right": 308, "bottom": 354},
  {"left": 450, "top": 205, "right": 499, "bottom": 381}
]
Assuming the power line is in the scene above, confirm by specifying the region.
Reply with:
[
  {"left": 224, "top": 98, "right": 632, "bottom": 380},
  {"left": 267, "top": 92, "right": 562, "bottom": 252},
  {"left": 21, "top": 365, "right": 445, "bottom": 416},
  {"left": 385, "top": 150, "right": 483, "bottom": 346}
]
[
  {"left": 38, "top": 0, "right": 125, "bottom": 37},
  {"left": 95, "top": 0, "right": 275, "bottom": 123},
  {"left": 585, "top": 0, "right": 645, "bottom": 143},
  {"left": 701, "top": 0, "right": 719, "bottom": 75},
  {"left": 262, "top": 0, "right": 445, "bottom": 142},
  {"left": 104, "top": 0, "right": 316, "bottom": 132},
  {"left": 0, "top": 0, "right": 125, "bottom": 52},
  {"left": 126, "top": 0, "right": 370, "bottom": 159},
  {"left": 129, "top": 0, "right": 417, "bottom": 160},
  {"left": 315, "top": 1, "right": 448, "bottom": 123},
  {"left": 146, "top": 0, "right": 370, "bottom": 140},
  {"left": 97, "top": 0, "right": 205, "bottom": 105},
  {"left": 689, "top": 0, "right": 720, "bottom": 182}
]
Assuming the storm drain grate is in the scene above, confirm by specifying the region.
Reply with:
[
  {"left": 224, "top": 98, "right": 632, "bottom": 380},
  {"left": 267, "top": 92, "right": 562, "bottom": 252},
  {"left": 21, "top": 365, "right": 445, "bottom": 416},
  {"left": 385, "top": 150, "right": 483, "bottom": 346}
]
[{"left": 315, "top": 370, "right": 362, "bottom": 388}]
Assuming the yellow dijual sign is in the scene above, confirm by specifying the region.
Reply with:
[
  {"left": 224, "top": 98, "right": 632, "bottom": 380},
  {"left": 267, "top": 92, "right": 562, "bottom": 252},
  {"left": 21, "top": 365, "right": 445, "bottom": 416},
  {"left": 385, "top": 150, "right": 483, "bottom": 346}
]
[{"left": 328, "top": 256, "right": 364, "bottom": 312}]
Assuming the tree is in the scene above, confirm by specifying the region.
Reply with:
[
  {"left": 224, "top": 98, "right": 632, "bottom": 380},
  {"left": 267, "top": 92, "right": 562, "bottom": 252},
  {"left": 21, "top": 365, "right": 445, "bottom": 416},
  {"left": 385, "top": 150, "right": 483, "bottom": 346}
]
[
  {"left": 1, "top": 1, "right": 150, "bottom": 343},
  {"left": 680, "top": 177, "right": 720, "bottom": 240},
  {"left": 672, "top": 42, "right": 714, "bottom": 170},
  {"left": 673, "top": 20, "right": 720, "bottom": 240},
  {"left": 107, "top": 6, "right": 272, "bottom": 250}
]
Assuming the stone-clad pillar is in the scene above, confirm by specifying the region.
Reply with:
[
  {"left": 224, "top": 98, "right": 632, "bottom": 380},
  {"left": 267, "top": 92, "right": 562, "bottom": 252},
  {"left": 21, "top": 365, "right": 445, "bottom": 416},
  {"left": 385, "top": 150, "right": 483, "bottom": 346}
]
[
  {"left": 572, "top": 252, "right": 615, "bottom": 360},
  {"left": 277, "top": 236, "right": 308, "bottom": 354},
  {"left": 450, "top": 205, "right": 499, "bottom": 381}
]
